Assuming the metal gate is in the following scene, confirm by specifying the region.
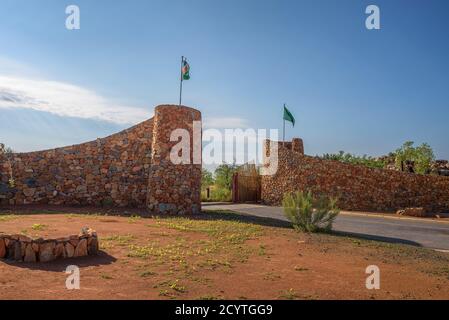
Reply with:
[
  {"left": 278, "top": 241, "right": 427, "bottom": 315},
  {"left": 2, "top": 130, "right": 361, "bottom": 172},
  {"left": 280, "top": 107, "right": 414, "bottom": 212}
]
[{"left": 232, "top": 164, "right": 261, "bottom": 203}]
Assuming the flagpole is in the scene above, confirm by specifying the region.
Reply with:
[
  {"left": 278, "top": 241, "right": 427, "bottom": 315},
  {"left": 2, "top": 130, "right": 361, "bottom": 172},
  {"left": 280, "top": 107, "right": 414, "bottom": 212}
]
[
  {"left": 283, "top": 104, "right": 286, "bottom": 146},
  {"left": 283, "top": 119, "right": 285, "bottom": 147},
  {"left": 179, "top": 56, "right": 184, "bottom": 106}
]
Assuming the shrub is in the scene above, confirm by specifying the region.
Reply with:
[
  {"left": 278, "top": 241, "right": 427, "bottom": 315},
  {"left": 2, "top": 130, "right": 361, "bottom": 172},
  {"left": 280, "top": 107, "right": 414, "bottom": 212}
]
[
  {"left": 201, "top": 186, "right": 231, "bottom": 202},
  {"left": 282, "top": 191, "right": 340, "bottom": 233},
  {"left": 394, "top": 141, "right": 435, "bottom": 174},
  {"left": 320, "top": 151, "right": 385, "bottom": 169},
  {"left": 201, "top": 168, "right": 214, "bottom": 189},
  {"left": 214, "top": 163, "right": 237, "bottom": 190},
  {"left": 0, "top": 143, "right": 15, "bottom": 188}
]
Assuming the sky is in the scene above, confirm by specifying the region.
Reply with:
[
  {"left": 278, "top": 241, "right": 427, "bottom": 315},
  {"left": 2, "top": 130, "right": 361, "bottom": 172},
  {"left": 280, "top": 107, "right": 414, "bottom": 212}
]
[{"left": 0, "top": 0, "right": 448, "bottom": 160}]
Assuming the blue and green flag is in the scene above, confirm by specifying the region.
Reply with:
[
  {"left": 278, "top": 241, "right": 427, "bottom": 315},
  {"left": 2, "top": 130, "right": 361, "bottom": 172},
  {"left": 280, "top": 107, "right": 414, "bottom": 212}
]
[{"left": 182, "top": 58, "right": 190, "bottom": 80}]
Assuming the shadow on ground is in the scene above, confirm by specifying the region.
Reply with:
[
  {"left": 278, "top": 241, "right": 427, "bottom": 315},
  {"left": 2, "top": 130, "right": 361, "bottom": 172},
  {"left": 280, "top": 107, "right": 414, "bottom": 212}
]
[
  {"left": 0, "top": 251, "right": 116, "bottom": 272},
  {"left": 196, "top": 209, "right": 423, "bottom": 248},
  {"left": 330, "top": 230, "right": 422, "bottom": 247}
]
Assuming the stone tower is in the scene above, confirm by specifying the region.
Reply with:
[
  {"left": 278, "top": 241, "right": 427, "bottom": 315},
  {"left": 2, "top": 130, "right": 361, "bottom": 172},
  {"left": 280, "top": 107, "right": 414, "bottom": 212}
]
[{"left": 147, "top": 105, "right": 202, "bottom": 214}]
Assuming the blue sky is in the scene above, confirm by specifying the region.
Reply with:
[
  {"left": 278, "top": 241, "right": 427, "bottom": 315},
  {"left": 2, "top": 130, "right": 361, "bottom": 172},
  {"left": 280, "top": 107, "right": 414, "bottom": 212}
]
[{"left": 1, "top": 0, "right": 448, "bottom": 159}]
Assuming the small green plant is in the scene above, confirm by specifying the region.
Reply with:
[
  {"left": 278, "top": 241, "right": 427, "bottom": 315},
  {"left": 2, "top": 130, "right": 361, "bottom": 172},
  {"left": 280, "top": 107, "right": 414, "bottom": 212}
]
[
  {"left": 31, "top": 223, "right": 47, "bottom": 231},
  {"left": 159, "top": 289, "right": 171, "bottom": 297},
  {"left": 139, "top": 270, "right": 157, "bottom": 277},
  {"left": 282, "top": 191, "right": 339, "bottom": 233},
  {"left": 279, "top": 288, "right": 298, "bottom": 300},
  {"left": 0, "top": 143, "right": 15, "bottom": 189},
  {"left": 294, "top": 266, "right": 309, "bottom": 272},
  {"left": 169, "top": 279, "right": 186, "bottom": 293},
  {"left": 128, "top": 215, "right": 141, "bottom": 223},
  {"left": 258, "top": 244, "right": 266, "bottom": 256},
  {"left": 0, "top": 215, "right": 16, "bottom": 222},
  {"left": 197, "top": 295, "right": 224, "bottom": 300}
]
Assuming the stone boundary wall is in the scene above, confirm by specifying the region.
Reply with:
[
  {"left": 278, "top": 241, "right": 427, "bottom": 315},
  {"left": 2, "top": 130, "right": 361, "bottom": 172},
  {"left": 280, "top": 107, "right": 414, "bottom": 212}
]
[
  {"left": 0, "top": 105, "right": 202, "bottom": 215},
  {"left": 261, "top": 139, "right": 449, "bottom": 212},
  {"left": 0, "top": 228, "right": 98, "bottom": 263}
]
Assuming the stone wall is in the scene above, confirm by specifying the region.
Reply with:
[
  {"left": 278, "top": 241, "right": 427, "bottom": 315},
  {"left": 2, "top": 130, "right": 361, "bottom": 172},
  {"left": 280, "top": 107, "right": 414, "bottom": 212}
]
[
  {"left": 0, "top": 228, "right": 98, "bottom": 263},
  {"left": 147, "top": 105, "right": 202, "bottom": 215},
  {"left": 0, "top": 105, "right": 202, "bottom": 215},
  {"left": 261, "top": 139, "right": 449, "bottom": 212}
]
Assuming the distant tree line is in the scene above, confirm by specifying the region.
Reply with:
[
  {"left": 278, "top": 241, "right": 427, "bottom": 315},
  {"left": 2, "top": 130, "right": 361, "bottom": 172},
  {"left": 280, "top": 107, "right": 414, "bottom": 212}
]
[{"left": 319, "top": 141, "right": 436, "bottom": 175}]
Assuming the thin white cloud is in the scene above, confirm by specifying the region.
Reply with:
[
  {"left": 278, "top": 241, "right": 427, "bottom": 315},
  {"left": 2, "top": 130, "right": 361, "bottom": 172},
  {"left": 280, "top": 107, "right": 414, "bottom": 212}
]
[{"left": 0, "top": 75, "right": 152, "bottom": 125}]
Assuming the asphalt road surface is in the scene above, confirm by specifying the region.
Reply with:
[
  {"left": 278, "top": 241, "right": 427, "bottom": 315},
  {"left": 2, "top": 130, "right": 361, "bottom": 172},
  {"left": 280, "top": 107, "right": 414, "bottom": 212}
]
[{"left": 202, "top": 203, "right": 449, "bottom": 251}]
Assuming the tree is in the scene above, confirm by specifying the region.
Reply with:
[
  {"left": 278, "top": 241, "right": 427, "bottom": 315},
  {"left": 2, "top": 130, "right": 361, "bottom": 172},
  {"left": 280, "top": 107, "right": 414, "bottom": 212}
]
[
  {"left": 0, "top": 143, "right": 15, "bottom": 188},
  {"left": 394, "top": 141, "right": 435, "bottom": 174},
  {"left": 214, "top": 163, "right": 238, "bottom": 190},
  {"left": 201, "top": 168, "right": 214, "bottom": 189}
]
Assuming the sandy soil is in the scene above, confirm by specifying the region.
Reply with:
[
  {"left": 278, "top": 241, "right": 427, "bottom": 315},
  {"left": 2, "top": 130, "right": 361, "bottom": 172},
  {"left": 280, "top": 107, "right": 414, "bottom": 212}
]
[{"left": 0, "top": 207, "right": 448, "bottom": 300}]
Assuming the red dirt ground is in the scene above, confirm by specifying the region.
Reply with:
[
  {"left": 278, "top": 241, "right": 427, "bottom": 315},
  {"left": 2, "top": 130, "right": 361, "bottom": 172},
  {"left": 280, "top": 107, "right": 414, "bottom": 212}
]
[{"left": 0, "top": 207, "right": 448, "bottom": 300}]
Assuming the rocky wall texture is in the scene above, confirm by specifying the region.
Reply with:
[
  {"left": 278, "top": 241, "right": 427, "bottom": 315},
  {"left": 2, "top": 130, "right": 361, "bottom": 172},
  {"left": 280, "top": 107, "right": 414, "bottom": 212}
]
[
  {"left": 147, "top": 105, "right": 202, "bottom": 215},
  {"left": 0, "top": 228, "right": 98, "bottom": 263},
  {"left": 0, "top": 105, "right": 202, "bottom": 215},
  {"left": 261, "top": 139, "right": 449, "bottom": 212}
]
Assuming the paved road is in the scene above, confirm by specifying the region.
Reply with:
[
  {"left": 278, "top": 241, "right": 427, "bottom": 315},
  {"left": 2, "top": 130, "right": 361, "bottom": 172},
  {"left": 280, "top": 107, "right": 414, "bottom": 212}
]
[{"left": 202, "top": 203, "right": 449, "bottom": 251}]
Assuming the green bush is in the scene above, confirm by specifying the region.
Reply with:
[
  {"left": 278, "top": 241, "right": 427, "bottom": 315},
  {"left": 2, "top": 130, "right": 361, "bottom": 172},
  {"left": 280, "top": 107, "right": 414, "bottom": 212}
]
[
  {"left": 0, "top": 143, "right": 14, "bottom": 188},
  {"left": 394, "top": 141, "right": 435, "bottom": 174},
  {"left": 320, "top": 151, "right": 385, "bottom": 169},
  {"left": 201, "top": 186, "right": 231, "bottom": 202},
  {"left": 282, "top": 191, "right": 340, "bottom": 233},
  {"left": 201, "top": 168, "right": 214, "bottom": 189},
  {"left": 214, "top": 163, "right": 237, "bottom": 190}
]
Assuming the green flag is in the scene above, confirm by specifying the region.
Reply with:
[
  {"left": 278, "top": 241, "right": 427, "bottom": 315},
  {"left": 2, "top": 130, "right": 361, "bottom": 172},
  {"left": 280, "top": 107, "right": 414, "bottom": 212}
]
[
  {"left": 283, "top": 104, "right": 295, "bottom": 127},
  {"left": 182, "top": 58, "right": 190, "bottom": 80}
]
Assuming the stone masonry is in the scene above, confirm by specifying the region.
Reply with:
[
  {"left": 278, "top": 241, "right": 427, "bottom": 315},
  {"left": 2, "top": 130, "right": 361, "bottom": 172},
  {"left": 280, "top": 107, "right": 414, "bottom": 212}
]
[
  {"left": 0, "top": 105, "right": 202, "bottom": 215},
  {"left": 0, "top": 228, "right": 98, "bottom": 263},
  {"left": 261, "top": 139, "right": 449, "bottom": 212}
]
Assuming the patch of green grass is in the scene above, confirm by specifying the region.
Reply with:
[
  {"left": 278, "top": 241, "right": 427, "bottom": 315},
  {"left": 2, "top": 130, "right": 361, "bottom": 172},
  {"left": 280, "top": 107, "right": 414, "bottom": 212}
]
[
  {"left": 0, "top": 215, "right": 17, "bottom": 222},
  {"left": 427, "top": 265, "right": 449, "bottom": 279},
  {"left": 128, "top": 215, "right": 142, "bottom": 223},
  {"left": 169, "top": 279, "right": 186, "bottom": 293},
  {"left": 294, "top": 266, "right": 309, "bottom": 272},
  {"left": 154, "top": 279, "right": 187, "bottom": 296},
  {"left": 197, "top": 295, "right": 224, "bottom": 300},
  {"left": 65, "top": 213, "right": 103, "bottom": 219},
  {"left": 263, "top": 272, "right": 281, "bottom": 281},
  {"left": 102, "top": 234, "right": 135, "bottom": 246},
  {"left": 31, "top": 223, "right": 47, "bottom": 231},
  {"left": 159, "top": 289, "right": 171, "bottom": 297},
  {"left": 128, "top": 215, "right": 264, "bottom": 276},
  {"left": 139, "top": 270, "right": 157, "bottom": 277},
  {"left": 279, "top": 288, "right": 298, "bottom": 300}
]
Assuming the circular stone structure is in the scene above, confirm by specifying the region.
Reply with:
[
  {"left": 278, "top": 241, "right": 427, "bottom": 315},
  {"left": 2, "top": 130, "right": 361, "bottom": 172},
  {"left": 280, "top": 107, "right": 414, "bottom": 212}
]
[{"left": 0, "top": 228, "right": 99, "bottom": 263}]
